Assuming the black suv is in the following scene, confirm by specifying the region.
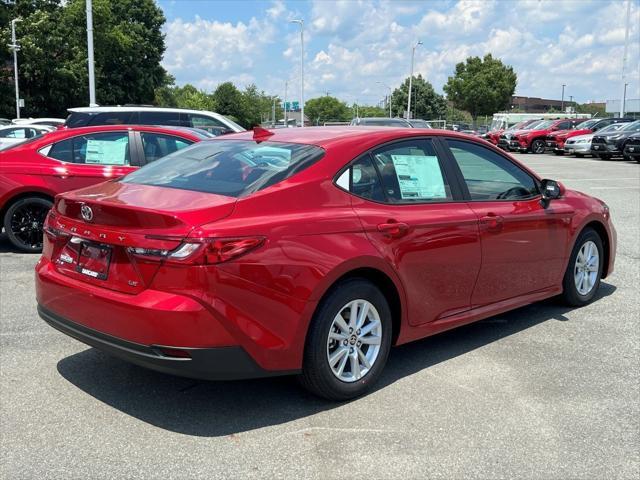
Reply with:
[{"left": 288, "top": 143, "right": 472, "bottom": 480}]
[{"left": 591, "top": 120, "right": 640, "bottom": 160}]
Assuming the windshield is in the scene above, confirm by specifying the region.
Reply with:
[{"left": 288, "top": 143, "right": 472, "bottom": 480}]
[
  {"left": 599, "top": 123, "right": 626, "bottom": 133},
  {"left": 576, "top": 119, "right": 597, "bottom": 129},
  {"left": 408, "top": 120, "right": 432, "bottom": 128},
  {"left": 523, "top": 120, "right": 544, "bottom": 130},
  {"left": 530, "top": 120, "right": 553, "bottom": 130},
  {"left": 621, "top": 120, "right": 640, "bottom": 131},
  {"left": 121, "top": 140, "right": 325, "bottom": 197},
  {"left": 0, "top": 131, "right": 51, "bottom": 151}
]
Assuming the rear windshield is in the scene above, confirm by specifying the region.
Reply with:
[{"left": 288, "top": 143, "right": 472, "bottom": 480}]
[{"left": 121, "top": 140, "right": 325, "bottom": 197}]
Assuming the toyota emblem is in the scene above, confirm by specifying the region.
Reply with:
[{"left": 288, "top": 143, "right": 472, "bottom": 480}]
[{"left": 80, "top": 205, "right": 93, "bottom": 222}]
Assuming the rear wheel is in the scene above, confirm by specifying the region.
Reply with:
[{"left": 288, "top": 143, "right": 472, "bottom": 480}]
[
  {"left": 3, "top": 197, "right": 52, "bottom": 252},
  {"left": 299, "top": 279, "right": 392, "bottom": 400},
  {"left": 531, "top": 139, "right": 546, "bottom": 154},
  {"left": 561, "top": 228, "right": 603, "bottom": 307}
]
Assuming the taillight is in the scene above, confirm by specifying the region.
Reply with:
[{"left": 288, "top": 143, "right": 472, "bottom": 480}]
[{"left": 128, "top": 236, "right": 265, "bottom": 265}]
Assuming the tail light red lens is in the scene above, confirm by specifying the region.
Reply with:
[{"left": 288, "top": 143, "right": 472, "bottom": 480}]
[{"left": 129, "top": 236, "right": 265, "bottom": 265}]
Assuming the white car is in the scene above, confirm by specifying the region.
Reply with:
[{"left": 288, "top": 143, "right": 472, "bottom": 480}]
[
  {"left": 565, "top": 123, "right": 628, "bottom": 157},
  {"left": 0, "top": 124, "right": 54, "bottom": 151},
  {"left": 65, "top": 106, "right": 245, "bottom": 136},
  {"left": 12, "top": 117, "right": 66, "bottom": 127}
]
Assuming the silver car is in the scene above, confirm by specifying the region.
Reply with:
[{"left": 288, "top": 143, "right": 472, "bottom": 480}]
[
  {"left": 565, "top": 123, "right": 628, "bottom": 157},
  {"left": 0, "top": 125, "right": 54, "bottom": 151}
]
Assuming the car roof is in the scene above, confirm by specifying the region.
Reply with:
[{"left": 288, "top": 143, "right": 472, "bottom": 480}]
[
  {"left": 219, "top": 126, "right": 486, "bottom": 149},
  {"left": 67, "top": 106, "right": 226, "bottom": 117},
  {"left": 0, "top": 124, "right": 52, "bottom": 130},
  {"left": 22, "top": 124, "right": 203, "bottom": 144}
]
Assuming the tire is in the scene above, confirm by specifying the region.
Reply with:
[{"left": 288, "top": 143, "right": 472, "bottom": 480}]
[
  {"left": 299, "top": 278, "right": 393, "bottom": 401},
  {"left": 531, "top": 139, "right": 546, "bottom": 154},
  {"left": 3, "top": 197, "right": 52, "bottom": 253},
  {"left": 561, "top": 228, "right": 604, "bottom": 307}
]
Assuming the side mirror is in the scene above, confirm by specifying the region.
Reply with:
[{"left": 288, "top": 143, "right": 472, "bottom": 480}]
[{"left": 540, "top": 179, "right": 564, "bottom": 207}]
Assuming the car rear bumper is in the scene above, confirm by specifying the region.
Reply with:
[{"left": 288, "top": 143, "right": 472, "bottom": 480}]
[
  {"left": 38, "top": 305, "right": 292, "bottom": 380},
  {"left": 35, "top": 256, "right": 308, "bottom": 376}
]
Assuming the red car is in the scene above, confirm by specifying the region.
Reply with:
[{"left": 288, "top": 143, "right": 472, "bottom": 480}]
[
  {"left": 511, "top": 118, "right": 586, "bottom": 153},
  {"left": 546, "top": 118, "right": 634, "bottom": 155},
  {"left": 1, "top": 125, "right": 208, "bottom": 251},
  {"left": 35, "top": 127, "right": 616, "bottom": 400}
]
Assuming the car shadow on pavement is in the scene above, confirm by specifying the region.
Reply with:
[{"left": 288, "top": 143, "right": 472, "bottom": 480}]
[{"left": 56, "top": 282, "right": 616, "bottom": 437}]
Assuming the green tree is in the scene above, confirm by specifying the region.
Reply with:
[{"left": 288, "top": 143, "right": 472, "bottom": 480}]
[
  {"left": 305, "top": 96, "right": 350, "bottom": 125},
  {"left": 212, "top": 81, "right": 246, "bottom": 124},
  {"left": 358, "top": 105, "right": 387, "bottom": 118},
  {"left": 576, "top": 102, "right": 605, "bottom": 117},
  {"left": 241, "top": 84, "right": 277, "bottom": 128},
  {"left": 154, "top": 82, "right": 216, "bottom": 111},
  {"left": 443, "top": 53, "right": 517, "bottom": 121},
  {"left": 0, "top": 0, "right": 169, "bottom": 118},
  {"left": 390, "top": 74, "right": 447, "bottom": 120}
]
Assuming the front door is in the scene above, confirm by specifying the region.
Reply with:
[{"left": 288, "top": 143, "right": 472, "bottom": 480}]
[
  {"left": 344, "top": 138, "right": 482, "bottom": 325},
  {"left": 445, "top": 138, "right": 573, "bottom": 307}
]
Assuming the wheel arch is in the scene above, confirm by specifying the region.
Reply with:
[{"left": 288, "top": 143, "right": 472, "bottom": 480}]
[{"left": 582, "top": 220, "right": 611, "bottom": 278}]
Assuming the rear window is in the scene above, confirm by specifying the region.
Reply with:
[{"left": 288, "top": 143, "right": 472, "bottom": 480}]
[{"left": 121, "top": 140, "right": 325, "bottom": 197}]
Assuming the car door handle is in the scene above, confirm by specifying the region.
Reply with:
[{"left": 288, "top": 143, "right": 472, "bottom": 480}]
[
  {"left": 377, "top": 222, "right": 409, "bottom": 238},
  {"left": 480, "top": 214, "right": 504, "bottom": 231}
]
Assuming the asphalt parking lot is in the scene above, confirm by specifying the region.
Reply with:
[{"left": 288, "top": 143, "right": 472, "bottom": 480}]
[{"left": 1, "top": 153, "right": 638, "bottom": 479}]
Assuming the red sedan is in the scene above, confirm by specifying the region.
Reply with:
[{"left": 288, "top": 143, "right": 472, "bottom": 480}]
[
  {"left": 1, "top": 125, "right": 208, "bottom": 251},
  {"left": 35, "top": 127, "right": 616, "bottom": 400}
]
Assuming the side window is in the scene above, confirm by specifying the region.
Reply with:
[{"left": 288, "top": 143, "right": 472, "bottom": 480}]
[
  {"left": 47, "top": 138, "right": 74, "bottom": 162},
  {"left": 138, "top": 111, "right": 181, "bottom": 126},
  {"left": 447, "top": 140, "right": 539, "bottom": 201},
  {"left": 88, "top": 111, "right": 136, "bottom": 126},
  {"left": 47, "top": 132, "right": 130, "bottom": 165},
  {"left": 6, "top": 128, "right": 26, "bottom": 139},
  {"left": 557, "top": 121, "right": 571, "bottom": 130},
  {"left": 338, "top": 155, "right": 385, "bottom": 202},
  {"left": 370, "top": 139, "right": 452, "bottom": 203},
  {"left": 188, "top": 114, "right": 230, "bottom": 135},
  {"left": 140, "top": 132, "right": 192, "bottom": 163}
]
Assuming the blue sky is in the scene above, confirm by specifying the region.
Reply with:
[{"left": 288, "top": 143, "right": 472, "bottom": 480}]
[{"left": 156, "top": 0, "right": 640, "bottom": 107}]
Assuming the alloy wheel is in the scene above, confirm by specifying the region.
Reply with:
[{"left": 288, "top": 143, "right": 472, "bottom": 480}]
[
  {"left": 326, "top": 299, "right": 382, "bottom": 382},
  {"left": 9, "top": 202, "right": 49, "bottom": 251},
  {"left": 574, "top": 240, "right": 599, "bottom": 296}
]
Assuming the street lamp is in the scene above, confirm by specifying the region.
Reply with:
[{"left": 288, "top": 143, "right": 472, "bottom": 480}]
[
  {"left": 561, "top": 84, "right": 565, "bottom": 112},
  {"left": 290, "top": 19, "right": 304, "bottom": 127},
  {"left": 86, "top": 0, "right": 96, "bottom": 106},
  {"left": 283, "top": 80, "right": 288, "bottom": 127},
  {"left": 377, "top": 82, "right": 392, "bottom": 118},
  {"left": 8, "top": 18, "right": 22, "bottom": 119},
  {"left": 407, "top": 40, "right": 422, "bottom": 120}
]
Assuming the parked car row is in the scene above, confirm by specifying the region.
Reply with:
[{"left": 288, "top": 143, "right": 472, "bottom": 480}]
[{"left": 485, "top": 115, "right": 640, "bottom": 162}]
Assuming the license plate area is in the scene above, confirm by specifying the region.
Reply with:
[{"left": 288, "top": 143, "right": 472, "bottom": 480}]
[{"left": 76, "top": 242, "right": 112, "bottom": 280}]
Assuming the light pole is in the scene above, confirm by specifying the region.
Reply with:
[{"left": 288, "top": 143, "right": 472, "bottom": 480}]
[
  {"left": 9, "top": 18, "right": 22, "bottom": 119},
  {"left": 561, "top": 84, "right": 565, "bottom": 112},
  {"left": 407, "top": 40, "right": 422, "bottom": 120},
  {"left": 622, "top": 83, "right": 628, "bottom": 117},
  {"left": 620, "top": 0, "right": 631, "bottom": 117},
  {"left": 290, "top": 19, "right": 304, "bottom": 127},
  {"left": 283, "top": 80, "right": 288, "bottom": 127},
  {"left": 377, "top": 82, "right": 392, "bottom": 118},
  {"left": 86, "top": 0, "right": 97, "bottom": 106}
]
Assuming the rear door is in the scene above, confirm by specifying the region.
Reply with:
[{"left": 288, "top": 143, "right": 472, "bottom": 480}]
[
  {"left": 345, "top": 137, "right": 481, "bottom": 325},
  {"left": 444, "top": 139, "right": 573, "bottom": 307},
  {"left": 40, "top": 131, "right": 139, "bottom": 192}
]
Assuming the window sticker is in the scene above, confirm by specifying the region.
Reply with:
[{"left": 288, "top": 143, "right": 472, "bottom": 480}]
[
  {"left": 390, "top": 154, "right": 446, "bottom": 199},
  {"left": 85, "top": 137, "right": 128, "bottom": 165}
]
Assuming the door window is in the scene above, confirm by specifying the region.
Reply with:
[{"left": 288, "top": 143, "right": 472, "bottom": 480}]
[
  {"left": 370, "top": 139, "right": 452, "bottom": 203},
  {"left": 447, "top": 140, "right": 538, "bottom": 201},
  {"left": 46, "top": 132, "right": 130, "bottom": 165},
  {"left": 2, "top": 128, "right": 27, "bottom": 138},
  {"left": 337, "top": 155, "right": 386, "bottom": 202},
  {"left": 188, "top": 114, "right": 230, "bottom": 135},
  {"left": 87, "top": 111, "right": 136, "bottom": 126},
  {"left": 140, "top": 132, "right": 192, "bottom": 163},
  {"left": 138, "top": 111, "right": 182, "bottom": 126}
]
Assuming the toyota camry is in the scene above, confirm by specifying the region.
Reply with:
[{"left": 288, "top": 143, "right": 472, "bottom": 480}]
[{"left": 35, "top": 127, "right": 616, "bottom": 400}]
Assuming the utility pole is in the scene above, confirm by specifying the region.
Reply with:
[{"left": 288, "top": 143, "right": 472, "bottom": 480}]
[
  {"left": 290, "top": 19, "right": 304, "bottom": 127},
  {"left": 407, "top": 40, "right": 422, "bottom": 119},
  {"left": 620, "top": 0, "right": 631, "bottom": 117},
  {"left": 284, "top": 81, "right": 288, "bottom": 127},
  {"left": 86, "top": 0, "right": 97, "bottom": 106},
  {"left": 561, "top": 84, "right": 565, "bottom": 112},
  {"left": 9, "top": 18, "right": 22, "bottom": 119}
]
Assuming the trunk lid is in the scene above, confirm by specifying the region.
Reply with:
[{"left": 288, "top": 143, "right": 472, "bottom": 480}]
[{"left": 45, "top": 181, "right": 236, "bottom": 294}]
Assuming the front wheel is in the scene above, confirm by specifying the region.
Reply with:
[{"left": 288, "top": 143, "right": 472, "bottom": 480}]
[
  {"left": 531, "top": 139, "right": 546, "bottom": 154},
  {"left": 561, "top": 228, "right": 603, "bottom": 307},
  {"left": 299, "top": 279, "right": 392, "bottom": 400},
  {"left": 3, "top": 197, "right": 52, "bottom": 252}
]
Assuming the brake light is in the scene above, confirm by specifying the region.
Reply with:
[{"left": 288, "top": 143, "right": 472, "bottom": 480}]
[{"left": 128, "top": 236, "right": 265, "bottom": 265}]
